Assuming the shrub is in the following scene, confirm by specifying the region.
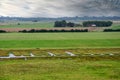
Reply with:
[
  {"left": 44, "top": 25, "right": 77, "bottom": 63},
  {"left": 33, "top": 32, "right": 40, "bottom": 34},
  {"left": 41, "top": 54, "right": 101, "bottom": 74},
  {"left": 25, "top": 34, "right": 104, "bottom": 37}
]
[
  {"left": 0, "top": 30, "right": 6, "bottom": 33},
  {"left": 83, "top": 21, "right": 113, "bottom": 27},
  {"left": 19, "top": 29, "right": 88, "bottom": 33},
  {"left": 104, "top": 29, "right": 120, "bottom": 32}
]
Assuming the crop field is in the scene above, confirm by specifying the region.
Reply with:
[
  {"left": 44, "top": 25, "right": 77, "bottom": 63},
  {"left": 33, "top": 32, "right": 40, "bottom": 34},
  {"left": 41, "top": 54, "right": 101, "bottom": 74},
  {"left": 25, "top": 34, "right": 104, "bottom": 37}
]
[{"left": 0, "top": 32, "right": 120, "bottom": 49}]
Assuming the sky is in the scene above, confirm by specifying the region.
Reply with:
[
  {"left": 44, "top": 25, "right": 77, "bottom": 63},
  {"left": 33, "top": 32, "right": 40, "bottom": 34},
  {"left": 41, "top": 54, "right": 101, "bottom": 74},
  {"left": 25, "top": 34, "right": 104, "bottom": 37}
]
[{"left": 0, "top": 0, "right": 120, "bottom": 17}]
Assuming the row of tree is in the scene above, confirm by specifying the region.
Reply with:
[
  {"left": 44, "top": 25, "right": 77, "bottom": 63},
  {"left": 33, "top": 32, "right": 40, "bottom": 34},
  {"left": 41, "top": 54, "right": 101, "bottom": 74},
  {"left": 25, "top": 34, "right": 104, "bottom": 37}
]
[
  {"left": 54, "top": 20, "right": 113, "bottom": 27},
  {"left": 19, "top": 29, "right": 88, "bottom": 33},
  {"left": 1, "top": 29, "right": 120, "bottom": 33},
  {"left": 83, "top": 21, "right": 113, "bottom": 27},
  {"left": 104, "top": 29, "right": 120, "bottom": 32},
  {"left": 0, "top": 30, "right": 6, "bottom": 33},
  {"left": 54, "top": 20, "right": 76, "bottom": 27}
]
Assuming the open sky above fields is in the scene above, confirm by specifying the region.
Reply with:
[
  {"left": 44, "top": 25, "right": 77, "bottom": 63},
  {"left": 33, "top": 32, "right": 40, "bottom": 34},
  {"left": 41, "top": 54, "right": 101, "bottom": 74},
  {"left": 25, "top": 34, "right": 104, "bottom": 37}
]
[{"left": 0, "top": 0, "right": 120, "bottom": 17}]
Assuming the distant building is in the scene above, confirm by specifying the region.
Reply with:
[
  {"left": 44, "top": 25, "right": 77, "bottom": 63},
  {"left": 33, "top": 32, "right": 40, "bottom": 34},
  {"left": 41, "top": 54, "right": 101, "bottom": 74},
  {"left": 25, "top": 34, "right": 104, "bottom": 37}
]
[{"left": 91, "top": 24, "right": 96, "bottom": 27}]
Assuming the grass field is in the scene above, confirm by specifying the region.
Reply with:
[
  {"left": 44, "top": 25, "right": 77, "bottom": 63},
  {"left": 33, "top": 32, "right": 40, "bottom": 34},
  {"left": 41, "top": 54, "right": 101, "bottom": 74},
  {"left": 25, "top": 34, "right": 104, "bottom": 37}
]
[
  {"left": 0, "top": 21, "right": 120, "bottom": 29},
  {"left": 0, "top": 32, "right": 119, "bottom": 80},
  {"left": 0, "top": 31, "right": 120, "bottom": 80},
  {"left": 0, "top": 32, "right": 120, "bottom": 49},
  {"left": 0, "top": 59, "right": 120, "bottom": 80},
  {"left": 111, "top": 21, "right": 120, "bottom": 29},
  {"left": 0, "top": 17, "right": 120, "bottom": 80},
  {"left": 111, "top": 24, "right": 120, "bottom": 29},
  {"left": 0, "top": 22, "right": 54, "bottom": 28}
]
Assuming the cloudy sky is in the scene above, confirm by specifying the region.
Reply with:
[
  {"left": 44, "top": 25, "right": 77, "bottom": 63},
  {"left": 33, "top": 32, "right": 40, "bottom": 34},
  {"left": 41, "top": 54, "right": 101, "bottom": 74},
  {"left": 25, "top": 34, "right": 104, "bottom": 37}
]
[{"left": 0, "top": 0, "right": 120, "bottom": 17}]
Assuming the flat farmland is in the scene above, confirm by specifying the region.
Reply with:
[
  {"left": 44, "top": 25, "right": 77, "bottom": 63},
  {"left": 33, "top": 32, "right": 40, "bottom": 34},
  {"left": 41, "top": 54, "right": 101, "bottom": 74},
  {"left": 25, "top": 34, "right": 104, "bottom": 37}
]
[
  {"left": 0, "top": 59, "right": 120, "bottom": 80},
  {"left": 0, "top": 32, "right": 120, "bottom": 80},
  {"left": 0, "top": 32, "right": 120, "bottom": 49},
  {"left": 0, "top": 21, "right": 120, "bottom": 32},
  {"left": 0, "top": 22, "right": 54, "bottom": 28}
]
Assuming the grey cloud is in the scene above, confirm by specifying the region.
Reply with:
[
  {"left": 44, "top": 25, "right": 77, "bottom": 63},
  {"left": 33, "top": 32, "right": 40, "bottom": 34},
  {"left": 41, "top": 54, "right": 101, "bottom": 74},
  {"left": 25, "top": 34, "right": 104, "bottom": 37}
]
[
  {"left": 54, "top": 0, "right": 120, "bottom": 16},
  {"left": 0, "top": 0, "right": 120, "bottom": 17}
]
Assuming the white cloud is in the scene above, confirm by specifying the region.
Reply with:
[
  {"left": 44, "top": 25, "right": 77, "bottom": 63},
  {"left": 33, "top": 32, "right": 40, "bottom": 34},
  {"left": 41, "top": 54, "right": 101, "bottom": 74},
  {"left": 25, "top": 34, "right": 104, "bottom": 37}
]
[{"left": 0, "top": 0, "right": 120, "bottom": 17}]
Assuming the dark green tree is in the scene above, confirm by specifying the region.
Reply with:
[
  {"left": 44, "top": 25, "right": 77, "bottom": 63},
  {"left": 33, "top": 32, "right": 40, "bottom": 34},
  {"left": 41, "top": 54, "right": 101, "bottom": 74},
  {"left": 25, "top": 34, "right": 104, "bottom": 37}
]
[{"left": 67, "top": 22, "right": 75, "bottom": 27}]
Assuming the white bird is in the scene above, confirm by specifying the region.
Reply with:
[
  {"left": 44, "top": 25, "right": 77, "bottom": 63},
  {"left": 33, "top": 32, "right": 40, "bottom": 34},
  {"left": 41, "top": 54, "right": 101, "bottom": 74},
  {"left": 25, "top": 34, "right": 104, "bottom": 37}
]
[
  {"left": 90, "top": 54, "right": 94, "bottom": 56},
  {"left": 109, "top": 53, "right": 114, "bottom": 56},
  {"left": 9, "top": 53, "right": 16, "bottom": 58},
  {"left": 30, "top": 53, "right": 35, "bottom": 57},
  {"left": 48, "top": 52, "right": 56, "bottom": 56},
  {"left": 65, "top": 51, "right": 76, "bottom": 56}
]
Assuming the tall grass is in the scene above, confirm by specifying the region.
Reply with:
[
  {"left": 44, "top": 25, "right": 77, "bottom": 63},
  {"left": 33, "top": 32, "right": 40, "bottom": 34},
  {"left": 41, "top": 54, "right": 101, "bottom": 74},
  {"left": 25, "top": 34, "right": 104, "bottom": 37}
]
[{"left": 0, "top": 59, "right": 120, "bottom": 80}]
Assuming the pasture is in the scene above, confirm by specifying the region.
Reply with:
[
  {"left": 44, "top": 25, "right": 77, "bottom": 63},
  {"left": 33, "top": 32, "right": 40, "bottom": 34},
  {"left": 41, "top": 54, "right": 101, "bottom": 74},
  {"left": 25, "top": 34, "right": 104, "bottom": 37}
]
[
  {"left": 0, "top": 59, "right": 120, "bottom": 80},
  {"left": 0, "top": 21, "right": 120, "bottom": 29},
  {"left": 112, "top": 21, "right": 120, "bottom": 29},
  {"left": 0, "top": 32, "right": 120, "bottom": 49},
  {"left": 0, "top": 29, "right": 120, "bottom": 80},
  {"left": 0, "top": 22, "right": 54, "bottom": 28},
  {"left": 111, "top": 24, "right": 120, "bottom": 29},
  {"left": 0, "top": 21, "right": 120, "bottom": 32}
]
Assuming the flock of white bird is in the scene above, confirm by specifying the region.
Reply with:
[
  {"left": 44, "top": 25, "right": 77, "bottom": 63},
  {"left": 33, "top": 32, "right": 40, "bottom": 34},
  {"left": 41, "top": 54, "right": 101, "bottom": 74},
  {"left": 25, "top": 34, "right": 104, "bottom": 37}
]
[{"left": 0, "top": 51, "right": 115, "bottom": 59}]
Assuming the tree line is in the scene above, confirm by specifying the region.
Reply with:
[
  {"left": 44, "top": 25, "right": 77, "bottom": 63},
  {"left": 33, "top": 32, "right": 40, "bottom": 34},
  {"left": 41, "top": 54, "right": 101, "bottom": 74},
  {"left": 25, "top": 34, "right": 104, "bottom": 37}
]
[
  {"left": 19, "top": 29, "right": 88, "bottom": 33},
  {"left": 83, "top": 21, "right": 113, "bottom": 27},
  {"left": 54, "top": 20, "right": 76, "bottom": 27},
  {"left": 54, "top": 20, "right": 113, "bottom": 27},
  {"left": 104, "top": 29, "right": 120, "bottom": 32},
  {"left": 1, "top": 29, "right": 120, "bottom": 33},
  {"left": 0, "top": 30, "right": 6, "bottom": 33}
]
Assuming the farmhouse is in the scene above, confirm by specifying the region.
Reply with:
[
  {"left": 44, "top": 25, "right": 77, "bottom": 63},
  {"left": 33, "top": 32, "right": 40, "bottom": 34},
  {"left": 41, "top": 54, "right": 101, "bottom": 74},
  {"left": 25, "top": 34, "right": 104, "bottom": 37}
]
[{"left": 91, "top": 24, "right": 96, "bottom": 27}]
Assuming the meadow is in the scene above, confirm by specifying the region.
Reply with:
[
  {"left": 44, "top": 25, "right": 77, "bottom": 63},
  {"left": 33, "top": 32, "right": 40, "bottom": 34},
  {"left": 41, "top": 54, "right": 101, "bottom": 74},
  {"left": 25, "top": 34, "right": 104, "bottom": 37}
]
[
  {"left": 0, "top": 22, "right": 54, "bottom": 28},
  {"left": 0, "top": 59, "right": 120, "bottom": 80},
  {"left": 0, "top": 22, "right": 120, "bottom": 80},
  {"left": 0, "top": 21, "right": 120, "bottom": 29},
  {"left": 0, "top": 32, "right": 120, "bottom": 49},
  {"left": 111, "top": 21, "right": 120, "bottom": 29},
  {"left": 111, "top": 24, "right": 120, "bottom": 29}
]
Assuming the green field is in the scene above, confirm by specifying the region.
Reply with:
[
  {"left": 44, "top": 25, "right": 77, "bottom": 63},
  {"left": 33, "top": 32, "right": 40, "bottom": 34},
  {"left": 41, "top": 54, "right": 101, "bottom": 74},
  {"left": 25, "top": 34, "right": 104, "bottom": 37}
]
[
  {"left": 0, "top": 59, "right": 120, "bottom": 80},
  {"left": 0, "top": 32, "right": 120, "bottom": 80},
  {"left": 0, "top": 21, "right": 120, "bottom": 29},
  {"left": 0, "top": 32, "right": 120, "bottom": 49},
  {"left": 0, "top": 22, "right": 54, "bottom": 28},
  {"left": 111, "top": 24, "right": 120, "bottom": 29},
  {"left": 0, "top": 12, "right": 120, "bottom": 80}
]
